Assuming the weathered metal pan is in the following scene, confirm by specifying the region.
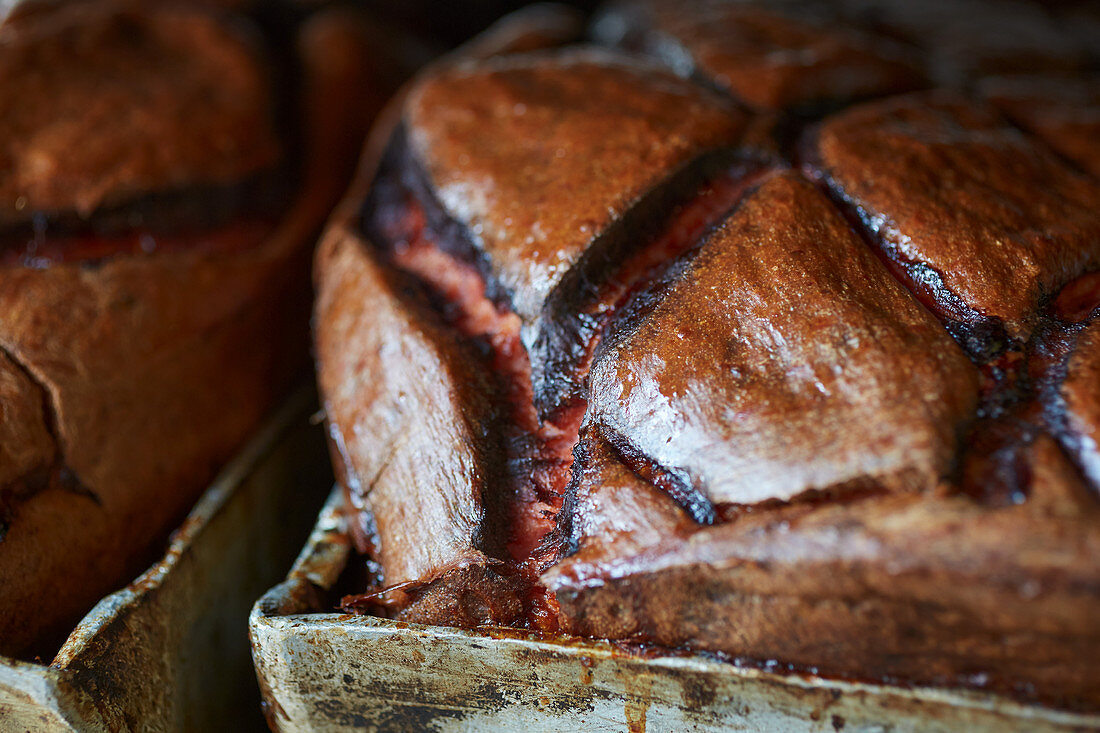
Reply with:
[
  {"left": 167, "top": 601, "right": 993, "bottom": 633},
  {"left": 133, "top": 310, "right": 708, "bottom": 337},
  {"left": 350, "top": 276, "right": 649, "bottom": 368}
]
[
  {"left": 0, "top": 386, "right": 333, "bottom": 732},
  {"left": 251, "top": 489, "right": 1100, "bottom": 732}
]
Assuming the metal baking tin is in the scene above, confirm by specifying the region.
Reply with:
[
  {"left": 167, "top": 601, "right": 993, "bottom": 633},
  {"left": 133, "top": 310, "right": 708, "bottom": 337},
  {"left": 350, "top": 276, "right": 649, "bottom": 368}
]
[
  {"left": 251, "top": 489, "right": 1100, "bottom": 732},
  {"left": 0, "top": 386, "right": 333, "bottom": 732}
]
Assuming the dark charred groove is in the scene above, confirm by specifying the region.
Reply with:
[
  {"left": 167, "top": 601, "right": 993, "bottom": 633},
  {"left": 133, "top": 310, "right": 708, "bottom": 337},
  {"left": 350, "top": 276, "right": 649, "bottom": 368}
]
[
  {"left": 956, "top": 288, "right": 1100, "bottom": 504},
  {"left": 359, "top": 135, "right": 562, "bottom": 626},
  {"left": 1052, "top": 271, "right": 1100, "bottom": 324},
  {"left": 532, "top": 150, "right": 774, "bottom": 420},
  {"left": 712, "top": 480, "right": 892, "bottom": 524},
  {"left": 780, "top": 90, "right": 929, "bottom": 127},
  {"left": 589, "top": 10, "right": 753, "bottom": 115},
  {"left": 559, "top": 168, "right": 788, "bottom": 528},
  {"left": 554, "top": 437, "right": 588, "bottom": 562},
  {"left": 361, "top": 142, "right": 541, "bottom": 554},
  {"left": 794, "top": 132, "right": 1100, "bottom": 504},
  {"left": 796, "top": 142, "right": 1011, "bottom": 364},
  {"left": 388, "top": 259, "right": 515, "bottom": 566},
  {"left": 0, "top": 171, "right": 291, "bottom": 268},
  {"left": 588, "top": 167, "right": 779, "bottom": 369},
  {"left": 599, "top": 427, "right": 716, "bottom": 525},
  {"left": 595, "top": 5, "right": 929, "bottom": 126},
  {"left": 362, "top": 126, "right": 510, "bottom": 308},
  {"left": 959, "top": 414, "right": 1038, "bottom": 506},
  {"left": 0, "top": 343, "right": 99, "bottom": 541}
]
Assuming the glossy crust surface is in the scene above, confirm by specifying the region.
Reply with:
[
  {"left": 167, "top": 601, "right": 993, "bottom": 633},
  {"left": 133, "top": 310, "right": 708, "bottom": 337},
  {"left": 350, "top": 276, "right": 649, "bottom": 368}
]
[
  {"left": 811, "top": 92, "right": 1100, "bottom": 341},
  {"left": 1064, "top": 321, "right": 1100, "bottom": 485},
  {"left": 406, "top": 48, "right": 746, "bottom": 325},
  {"left": 587, "top": 171, "right": 977, "bottom": 507},
  {"left": 317, "top": 226, "right": 524, "bottom": 626},
  {"left": 316, "top": 225, "right": 512, "bottom": 609},
  {"left": 546, "top": 435, "right": 1100, "bottom": 707},
  {"left": 319, "top": 0, "right": 1100, "bottom": 711}
]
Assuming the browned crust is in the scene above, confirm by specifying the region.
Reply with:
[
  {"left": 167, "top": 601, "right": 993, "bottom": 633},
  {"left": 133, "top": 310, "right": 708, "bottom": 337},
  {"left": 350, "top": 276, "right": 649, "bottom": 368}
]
[
  {"left": 812, "top": 91, "right": 1100, "bottom": 341},
  {"left": 404, "top": 47, "right": 747, "bottom": 324},
  {"left": 318, "top": 1, "right": 1100, "bottom": 712},
  {"left": 587, "top": 171, "right": 978, "bottom": 507},
  {"left": 315, "top": 5, "right": 624, "bottom": 632},
  {"left": 315, "top": 224, "right": 502, "bottom": 586},
  {"left": 0, "top": 6, "right": 382, "bottom": 657},
  {"left": 546, "top": 435, "right": 1100, "bottom": 709},
  {"left": 0, "top": 2, "right": 281, "bottom": 224}
]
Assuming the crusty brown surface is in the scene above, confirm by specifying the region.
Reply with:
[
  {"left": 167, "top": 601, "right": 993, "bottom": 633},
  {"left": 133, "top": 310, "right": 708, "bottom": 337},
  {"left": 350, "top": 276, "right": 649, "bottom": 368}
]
[
  {"left": 588, "top": 171, "right": 977, "bottom": 506},
  {"left": 597, "top": 0, "right": 922, "bottom": 112},
  {"left": 0, "top": 242, "right": 303, "bottom": 653},
  {"left": 0, "top": 4, "right": 382, "bottom": 657},
  {"left": 315, "top": 225, "right": 503, "bottom": 591},
  {"left": 546, "top": 443, "right": 1100, "bottom": 707},
  {"left": 320, "top": 0, "right": 1100, "bottom": 712},
  {"left": 559, "top": 435, "right": 697, "bottom": 566},
  {"left": 405, "top": 48, "right": 747, "bottom": 325},
  {"left": 812, "top": 91, "right": 1100, "bottom": 341},
  {"left": 0, "top": 1, "right": 281, "bottom": 224}
]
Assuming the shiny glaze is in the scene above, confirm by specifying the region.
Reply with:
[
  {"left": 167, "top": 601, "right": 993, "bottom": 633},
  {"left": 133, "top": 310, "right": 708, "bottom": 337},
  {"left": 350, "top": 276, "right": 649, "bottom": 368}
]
[
  {"left": 405, "top": 48, "right": 747, "bottom": 325},
  {"left": 587, "top": 170, "right": 977, "bottom": 509},
  {"left": 320, "top": 0, "right": 1100, "bottom": 711},
  {"left": 810, "top": 91, "right": 1100, "bottom": 342}
]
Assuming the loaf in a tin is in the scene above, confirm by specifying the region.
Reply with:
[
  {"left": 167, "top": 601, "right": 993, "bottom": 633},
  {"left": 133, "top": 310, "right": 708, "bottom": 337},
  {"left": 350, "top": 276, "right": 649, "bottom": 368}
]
[
  {"left": 318, "top": 0, "right": 1100, "bottom": 710},
  {"left": 0, "top": 0, "right": 383, "bottom": 657}
]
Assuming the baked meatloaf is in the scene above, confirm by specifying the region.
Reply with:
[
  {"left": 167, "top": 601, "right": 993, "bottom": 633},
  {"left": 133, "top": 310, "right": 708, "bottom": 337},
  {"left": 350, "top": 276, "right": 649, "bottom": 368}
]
[
  {"left": 317, "top": 0, "right": 1100, "bottom": 711},
  {"left": 0, "top": 0, "right": 387, "bottom": 657}
]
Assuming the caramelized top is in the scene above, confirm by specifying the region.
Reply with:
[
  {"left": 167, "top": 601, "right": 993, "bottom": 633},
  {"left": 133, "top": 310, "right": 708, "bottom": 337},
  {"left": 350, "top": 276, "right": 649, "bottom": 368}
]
[
  {"left": 814, "top": 92, "right": 1100, "bottom": 340},
  {"left": 587, "top": 171, "right": 978, "bottom": 507},
  {"left": 405, "top": 48, "right": 746, "bottom": 323},
  {"left": 0, "top": 2, "right": 281, "bottom": 224}
]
